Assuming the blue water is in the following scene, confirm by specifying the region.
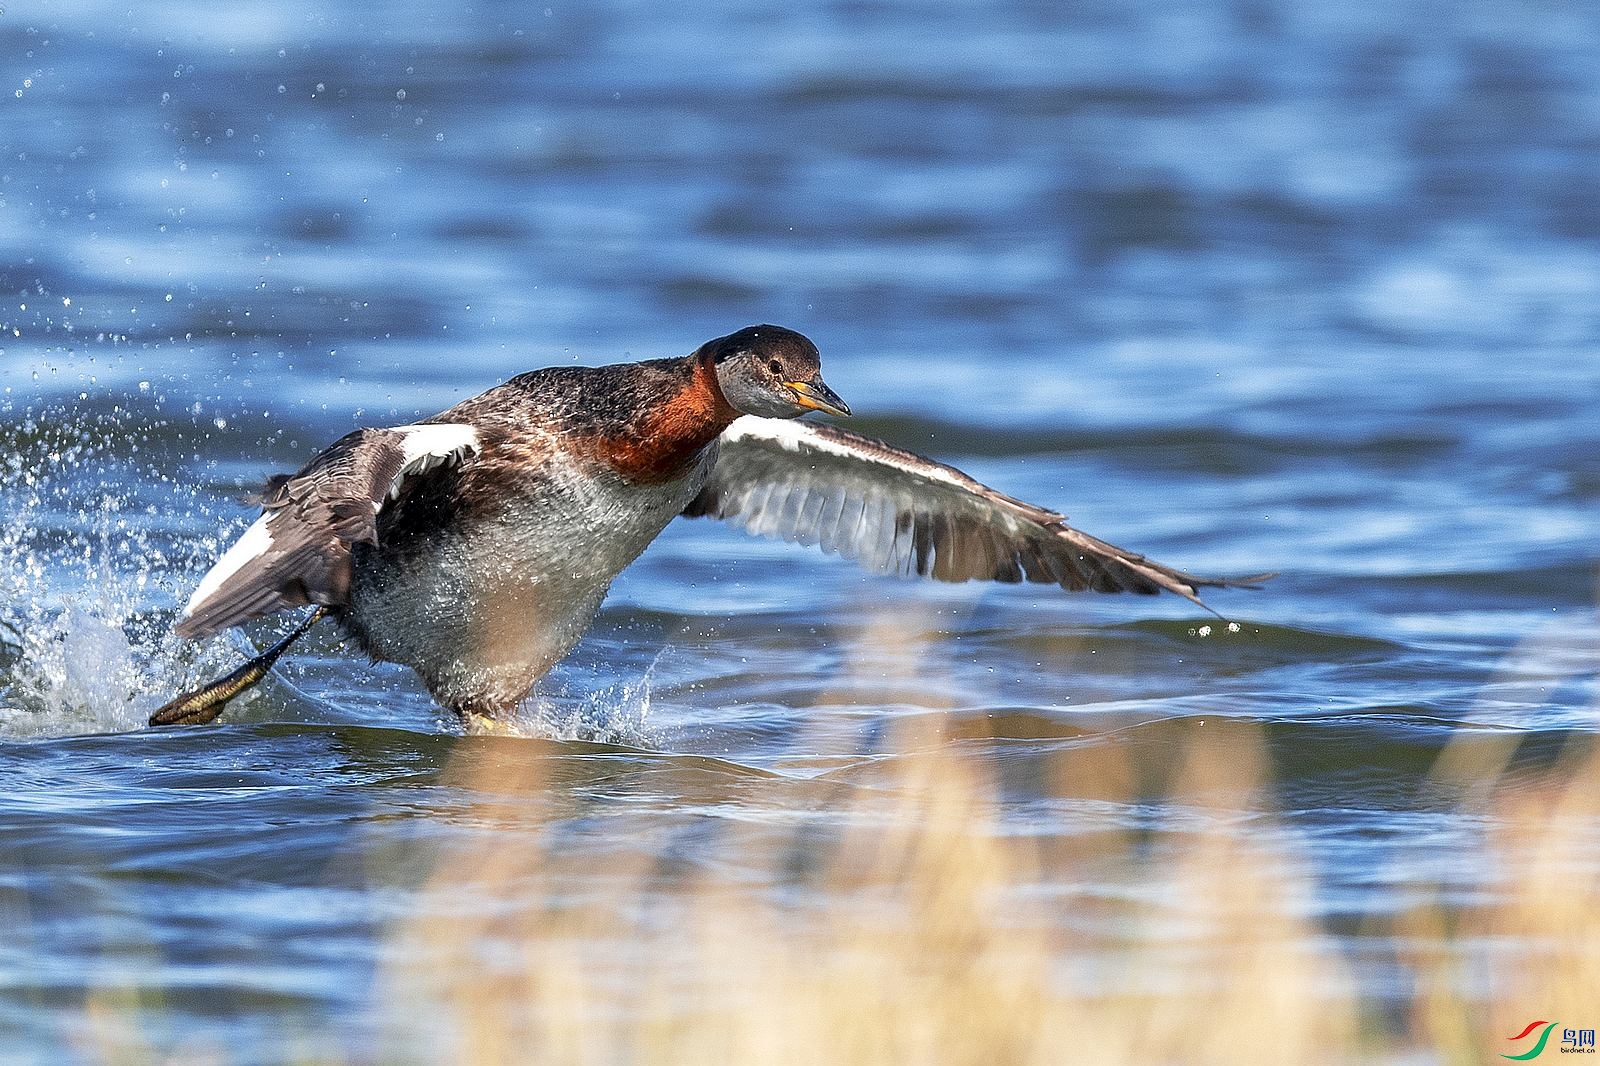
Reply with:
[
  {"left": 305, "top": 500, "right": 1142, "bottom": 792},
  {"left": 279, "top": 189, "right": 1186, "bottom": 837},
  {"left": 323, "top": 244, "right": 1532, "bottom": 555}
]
[{"left": 3, "top": 0, "right": 1599, "bottom": 1059}]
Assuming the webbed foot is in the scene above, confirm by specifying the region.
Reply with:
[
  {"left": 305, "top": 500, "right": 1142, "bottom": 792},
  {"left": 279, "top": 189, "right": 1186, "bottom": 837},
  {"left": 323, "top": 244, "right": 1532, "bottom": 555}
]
[{"left": 150, "top": 607, "right": 329, "bottom": 726}]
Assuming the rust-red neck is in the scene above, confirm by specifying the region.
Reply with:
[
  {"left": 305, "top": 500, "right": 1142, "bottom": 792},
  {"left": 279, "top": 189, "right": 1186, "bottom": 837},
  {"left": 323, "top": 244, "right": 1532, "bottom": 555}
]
[{"left": 588, "top": 355, "right": 739, "bottom": 485}]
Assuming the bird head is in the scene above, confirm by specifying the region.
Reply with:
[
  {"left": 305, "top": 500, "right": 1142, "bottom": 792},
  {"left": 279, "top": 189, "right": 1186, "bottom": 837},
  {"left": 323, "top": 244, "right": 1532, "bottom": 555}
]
[{"left": 702, "top": 325, "right": 851, "bottom": 419}]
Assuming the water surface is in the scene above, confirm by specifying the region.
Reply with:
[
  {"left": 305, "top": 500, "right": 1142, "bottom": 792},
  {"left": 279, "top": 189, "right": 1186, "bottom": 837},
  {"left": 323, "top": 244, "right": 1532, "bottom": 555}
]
[{"left": 2, "top": 0, "right": 1598, "bottom": 1059}]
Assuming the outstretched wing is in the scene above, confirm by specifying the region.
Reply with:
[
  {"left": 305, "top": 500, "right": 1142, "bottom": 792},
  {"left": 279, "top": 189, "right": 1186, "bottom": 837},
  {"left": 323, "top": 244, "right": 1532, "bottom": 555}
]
[
  {"left": 683, "top": 417, "right": 1269, "bottom": 609},
  {"left": 175, "top": 423, "right": 479, "bottom": 639}
]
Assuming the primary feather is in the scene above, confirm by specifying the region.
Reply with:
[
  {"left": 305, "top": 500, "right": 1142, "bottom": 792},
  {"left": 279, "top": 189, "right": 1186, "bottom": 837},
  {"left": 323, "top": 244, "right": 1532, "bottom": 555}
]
[{"left": 684, "top": 417, "right": 1270, "bottom": 608}]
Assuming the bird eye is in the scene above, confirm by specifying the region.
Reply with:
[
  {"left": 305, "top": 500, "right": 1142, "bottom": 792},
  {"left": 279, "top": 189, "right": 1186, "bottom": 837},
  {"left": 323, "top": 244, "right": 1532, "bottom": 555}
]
[{"left": 768, "top": 359, "right": 782, "bottom": 375}]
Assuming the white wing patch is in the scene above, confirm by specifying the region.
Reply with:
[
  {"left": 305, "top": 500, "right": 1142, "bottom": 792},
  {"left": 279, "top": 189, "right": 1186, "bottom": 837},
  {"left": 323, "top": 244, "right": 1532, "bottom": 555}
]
[
  {"left": 182, "top": 511, "right": 277, "bottom": 621},
  {"left": 179, "top": 423, "right": 480, "bottom": 625},
  {"left": 390, "top": 423, "right": 480, "bottom": 499}
]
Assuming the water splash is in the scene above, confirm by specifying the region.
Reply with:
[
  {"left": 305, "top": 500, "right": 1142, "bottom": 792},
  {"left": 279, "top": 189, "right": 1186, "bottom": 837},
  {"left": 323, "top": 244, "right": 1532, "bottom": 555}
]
[
  {"left": 0, "top": 604, "right": 153, "bottom": 735},
  {"left": 0, "top": 404, "right": 243, "bottom": 737},
  {"left": 506, "top": 648, "right": 666, "bottom": 746}
]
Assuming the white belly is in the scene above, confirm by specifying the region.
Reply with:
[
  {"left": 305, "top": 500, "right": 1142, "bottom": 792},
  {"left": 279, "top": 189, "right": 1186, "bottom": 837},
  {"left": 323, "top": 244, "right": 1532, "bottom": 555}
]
[{"left": 346, "top": 447, "right": 714, "bottom": 713}]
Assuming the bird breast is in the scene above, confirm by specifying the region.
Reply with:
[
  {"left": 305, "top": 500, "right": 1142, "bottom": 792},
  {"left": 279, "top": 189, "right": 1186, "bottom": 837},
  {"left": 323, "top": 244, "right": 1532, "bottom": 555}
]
[{"left": 344, "top": 442, "right": 718, "bottom": 709}]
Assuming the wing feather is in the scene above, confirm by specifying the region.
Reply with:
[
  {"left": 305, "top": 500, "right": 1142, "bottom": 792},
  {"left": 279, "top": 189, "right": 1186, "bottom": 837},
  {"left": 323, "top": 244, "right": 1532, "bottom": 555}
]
[
  {"left": 684, "top": 417, "right": 1271, "bottom": 610},
  {"left": 175, "top": 423, "right": 479, "bottom": 639}
]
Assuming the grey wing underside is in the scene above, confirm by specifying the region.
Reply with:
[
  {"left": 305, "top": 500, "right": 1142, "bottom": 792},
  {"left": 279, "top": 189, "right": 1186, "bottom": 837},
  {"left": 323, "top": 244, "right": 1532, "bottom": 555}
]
[
  {"left": 175, "top": 424, "right": 477, "bottom": 640},
  {"left": 683, "top": 417, "right": 1270, "bottom": 610}
]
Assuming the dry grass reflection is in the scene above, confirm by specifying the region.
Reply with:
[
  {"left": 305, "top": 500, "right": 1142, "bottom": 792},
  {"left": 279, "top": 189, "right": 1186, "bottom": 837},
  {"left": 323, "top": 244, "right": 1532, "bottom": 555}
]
[
  {"left": 374, "top": 729, "right": 1600, "bottom": 1064},
  {"left": 368, "top": 609, "right": 1600, "bottom": 1066}
]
